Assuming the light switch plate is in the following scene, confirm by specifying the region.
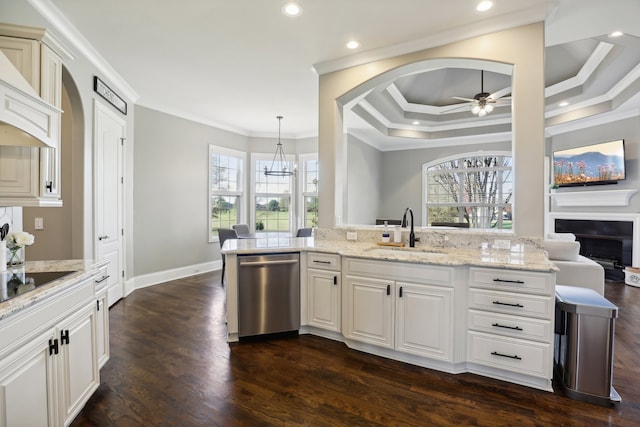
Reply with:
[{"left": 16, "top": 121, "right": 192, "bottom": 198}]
[
  {"left": 346, "top": 231, "right": 357, "bottom": 241},
  {"left": 35, "top": 217, "right": 44, "bottom": 230}
]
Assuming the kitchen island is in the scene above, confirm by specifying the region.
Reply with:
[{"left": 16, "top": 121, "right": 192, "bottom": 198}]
[
  {"left": 0, "top": 259, "right": 109, "bottom": 427},
  {"left": 222, "top": 227, "right": 557, "bottom": 392}
]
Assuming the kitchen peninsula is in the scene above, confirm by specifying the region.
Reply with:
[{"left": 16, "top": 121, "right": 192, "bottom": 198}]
[
  {"left": 0, "top": 259, "right": 109, "bottom": 427},
  {"left": 222, "top": 227, "right": 557, "bottom": 392}
]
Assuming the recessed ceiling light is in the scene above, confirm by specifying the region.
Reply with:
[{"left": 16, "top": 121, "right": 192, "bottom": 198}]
[
  {"left": 558, "top": 101, "right": 570, "bottom": 107},
  {"left": 609, "top": 30, "right": 624, "bottom": 38},
  {"left": 282, "top": 2, "right": 302, "bottom": 17},
  {"left": 412, "top": 121, "right": 420, "bottom": 125},
  {"left": 476, "top": 1, "right": 493, "bottom": 12},
  {"left": 346, "top": 40, "right": 359, "bottom": 49}
]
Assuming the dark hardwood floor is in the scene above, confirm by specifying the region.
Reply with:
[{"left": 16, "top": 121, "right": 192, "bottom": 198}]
[{"left": 71, "top": 272, "right": 640, "bottom": 426}]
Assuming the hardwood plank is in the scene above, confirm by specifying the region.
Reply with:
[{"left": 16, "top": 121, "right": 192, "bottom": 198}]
[{"left": 71, "top": 274, "right": 640, "bottom": 426}]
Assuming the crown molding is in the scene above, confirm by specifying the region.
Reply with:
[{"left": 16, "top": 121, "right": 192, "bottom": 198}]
[{"left": 27, "top": 0, "right": 139, "bottom": 103}]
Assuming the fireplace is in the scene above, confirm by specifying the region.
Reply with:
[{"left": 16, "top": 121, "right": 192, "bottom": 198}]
[{"left": 554, "top": 218, "right": 634, "bottom": 281}]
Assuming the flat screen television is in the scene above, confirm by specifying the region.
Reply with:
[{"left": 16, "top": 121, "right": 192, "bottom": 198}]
[{"left": 553, "top": 139, "right": 626, "bottom": 187}]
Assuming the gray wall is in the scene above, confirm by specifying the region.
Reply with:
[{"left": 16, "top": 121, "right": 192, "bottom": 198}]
[
  {"left": 133, "top": 106, "right": 249, "bottom": 276},
  {"left": 346, "top": 134, "right": 383, "bottom": 224},
  {"left": 549, "top": 116, "right": 640, "bottom": 213}
]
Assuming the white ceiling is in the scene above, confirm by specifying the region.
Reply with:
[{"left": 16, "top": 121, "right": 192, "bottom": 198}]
[{"left": 26, "top": 0, "right": 640, "bottom": 141}]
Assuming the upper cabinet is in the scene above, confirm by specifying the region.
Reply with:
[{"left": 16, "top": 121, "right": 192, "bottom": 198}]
[{"left": 0, "top": 24, "right": 67, "bottom": 207}]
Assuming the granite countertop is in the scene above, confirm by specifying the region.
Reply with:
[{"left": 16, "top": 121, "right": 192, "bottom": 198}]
[
  {"left": 0, "top": 259, "right": 109, "bottom": 321},
  {"left": 222, "top": 237, "right": 557, "bottom": 272}
]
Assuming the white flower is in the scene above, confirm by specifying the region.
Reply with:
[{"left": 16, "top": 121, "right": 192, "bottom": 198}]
[{"left": 6, "top": 231, "right": 35, "bottom": 249}]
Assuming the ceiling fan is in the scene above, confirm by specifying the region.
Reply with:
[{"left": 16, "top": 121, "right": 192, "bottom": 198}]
[{"left": 448, "top": 70, "right": 511, "bottom": 117}]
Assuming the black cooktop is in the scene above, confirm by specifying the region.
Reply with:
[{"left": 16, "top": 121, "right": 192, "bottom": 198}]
[{"left": 1, "top": 270, "right": 77, "bottom": 303}]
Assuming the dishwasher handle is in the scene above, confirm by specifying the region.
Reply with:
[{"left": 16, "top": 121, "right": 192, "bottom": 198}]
[{"left": 239, "top": 259, "right": 299, "bottom": 267}]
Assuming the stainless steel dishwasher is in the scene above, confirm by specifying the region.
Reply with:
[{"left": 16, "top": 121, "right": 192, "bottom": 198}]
[{"left": 237, "top": 252, "right": 300, "bottom": 337}]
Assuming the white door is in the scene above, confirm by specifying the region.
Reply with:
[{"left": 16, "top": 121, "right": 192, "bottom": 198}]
[{"left": 94, "top": 100, "right": 125, "bottom": 306}]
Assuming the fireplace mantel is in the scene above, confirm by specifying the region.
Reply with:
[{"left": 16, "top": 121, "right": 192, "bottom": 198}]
[{"left": 549, "top": 189, "right": 637, "bottom": 207}]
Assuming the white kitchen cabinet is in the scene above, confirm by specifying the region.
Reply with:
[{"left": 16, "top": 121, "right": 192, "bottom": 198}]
[
  {"left": 0, "top": 269, "right": 105, "bottom": 426},
  {"left": 95, "top": 271, "right": 110, "bottom": 369},
  {"left": 396, "top": 281, "right": 453, "bottom": 360},
  {"left": 0, "top": 329, "right": 56, "bottom": 427},
  {"left": 344, "top": 275, "right": 394, "bottom": 348},
  {"left": 57, "top": 303, "right": 99, "bottom": 425},
  {"left": 466, "top": 267, "right": 555, "bottom": 391},
  {"left": 306, "top": 252, "right": 341, "bottom": 333},
  {"left": 0, "top": 26, "right": 64, "bottom": 206},
  {"left": 343, "top": 257, "right": 456, "bottom": 361}
]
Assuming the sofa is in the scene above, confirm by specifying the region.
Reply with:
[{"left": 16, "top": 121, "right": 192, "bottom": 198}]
[{"left": 544, "top": 233, "right": 605, "bottom": 295}]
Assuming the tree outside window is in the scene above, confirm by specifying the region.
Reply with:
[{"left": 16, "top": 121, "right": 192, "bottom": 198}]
[
  {"left": 209, "top": 146, "right": 244, "bottom": 241},
  {"left": 300, "top": 155, "right": 319, "bottom": 228},
  {"left": 254, "top": 157, "right": 293, "bottom": 232},
  {"left": 424, "top": 152, "right": 513, "bottom": 229}
]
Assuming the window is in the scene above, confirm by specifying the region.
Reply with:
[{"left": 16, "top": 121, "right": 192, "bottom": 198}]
[
  {"left": 252, "top": 153, "right": 295, "bottom": 232},
  {"left": 209, "top": 145, "right": 245, "bottom": 241},
  {"left": 299, "top": 154, "right": 319, "bottom": 228},
  {"left": 423, "top": 151, "right": 513, "bottom": 229}
]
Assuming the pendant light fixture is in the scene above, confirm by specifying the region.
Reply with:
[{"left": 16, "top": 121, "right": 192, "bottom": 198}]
[{"left": 264, "top": 115, "right": 296, "bottom": 176}]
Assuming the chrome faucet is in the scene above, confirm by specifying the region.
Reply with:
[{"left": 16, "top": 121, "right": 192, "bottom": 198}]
[{"left": 401, "top": 207, "right": 416, "bottom": 247}]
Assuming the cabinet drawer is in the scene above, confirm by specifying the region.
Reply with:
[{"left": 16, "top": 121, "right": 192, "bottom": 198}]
[
  {"left": 468, "top": 288, "right": 554, "bottom": 319},
  {"left": 307, "top": 252, "right": 341, "bottom": 271},
  {"left": 345, "top": 257, "right": 452, "bottom": 285},
  {"left": 469, "top": 267, "right": 553, "bottom": 295},
  {"left": 467, "top": 331, "right": 552, "bottom": 378},
  {"left": 467, "top": 309, "right": 552, "bottom": 342}
]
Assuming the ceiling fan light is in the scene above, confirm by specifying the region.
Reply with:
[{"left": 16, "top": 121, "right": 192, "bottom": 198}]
[
  {"left": 478, "top": 108, "right": 487, "bottom": 117},
  {"left": 485, "top": 104, "right": 494, "bottom": 113},
  {"left": 471, "top": 105, "right": 481, "bottom": 115}
]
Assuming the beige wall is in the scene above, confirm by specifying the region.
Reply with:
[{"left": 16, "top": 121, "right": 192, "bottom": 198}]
[{"left": 318, "top": 23, "right": 546, "bottom": 237}]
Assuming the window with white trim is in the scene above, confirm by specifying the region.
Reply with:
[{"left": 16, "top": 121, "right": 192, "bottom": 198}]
[
  {"left": 209, "top": 145, "right": 245, "bottom": 241},
  {"left": 299, "top": 154, "right": 319, "bottom": 228},
  {"left": 423, "top": 151, "right": 513, "bottom": 229},
  {"left": 251, "top": 153, "right": 295, "bottom": 232}
]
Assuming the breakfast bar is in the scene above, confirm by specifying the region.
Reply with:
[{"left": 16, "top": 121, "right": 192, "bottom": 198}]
[{"left": 222, "top": 227, "right": 558, "bottom": 392}]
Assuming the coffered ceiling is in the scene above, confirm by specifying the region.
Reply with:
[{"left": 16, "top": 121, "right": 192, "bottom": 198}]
[
  {"left": 11, "top": 0, "right": 640, "bottom": 148},
  {"left": 348, "top": 31, "right": 640, "bottom": 150}
]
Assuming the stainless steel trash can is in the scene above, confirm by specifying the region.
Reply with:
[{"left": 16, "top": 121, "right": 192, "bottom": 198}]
[{"left": 554, "top": 285, "right": 621, "bottom": 405}]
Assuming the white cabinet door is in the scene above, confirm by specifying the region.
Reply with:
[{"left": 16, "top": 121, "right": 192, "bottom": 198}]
[
  {"left": 396, "top": 281, "right": 453, "bottom": 361},
  {"left": 0, "top": 332, "right": 56, "bottom": 427},
  {"left": 57, "top": 304, "right": 99, "bottom": 425},
  {"left": 344, "top": 275, "right": 394, "bottom": 349},
  {"left": 307, "top": 268, "right": 340, "bottom": 332},
  {"left": 94, "top": 100, "right": 125, "bottom": 306},
  {"left": 95, "top": 284, "right": 110, "bottom": 369},
  {"left": 0, "top": 146, "right": 38, "bottom": 198}
]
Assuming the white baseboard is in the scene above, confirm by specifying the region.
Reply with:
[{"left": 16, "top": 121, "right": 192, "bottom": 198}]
[{"left": 128, "top": 260, "right": 221, "bottom": 292}]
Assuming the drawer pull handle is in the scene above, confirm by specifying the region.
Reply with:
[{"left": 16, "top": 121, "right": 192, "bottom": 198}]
[
  {"left": 491, "top": 351, "right": 522, "bottom": 360},
  {"left": 493, "top": 278, "right": 525, "bottom": 284},
  {"left": 492, "top": 323, "right": 523, "bottom": 331},
  {"left": 492, "top": 300, "right": 524, "bottom": 308},
  {"left": 95, "top": 275, "right": 110, "bottom": 284},
  {"left": 313, "top": 260, "right": 331, "bottom": 264}
]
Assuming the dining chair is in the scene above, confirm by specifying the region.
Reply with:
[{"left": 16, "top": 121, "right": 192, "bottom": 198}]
[
  {"left": 218, "top": 228, "right": 238, "bottom": 284},
  {"left": 232, "top": 224, "right": 251, "bottom": 237},
  {"left": 295, "top": 227, "right": 313, "bottom": 237}
]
